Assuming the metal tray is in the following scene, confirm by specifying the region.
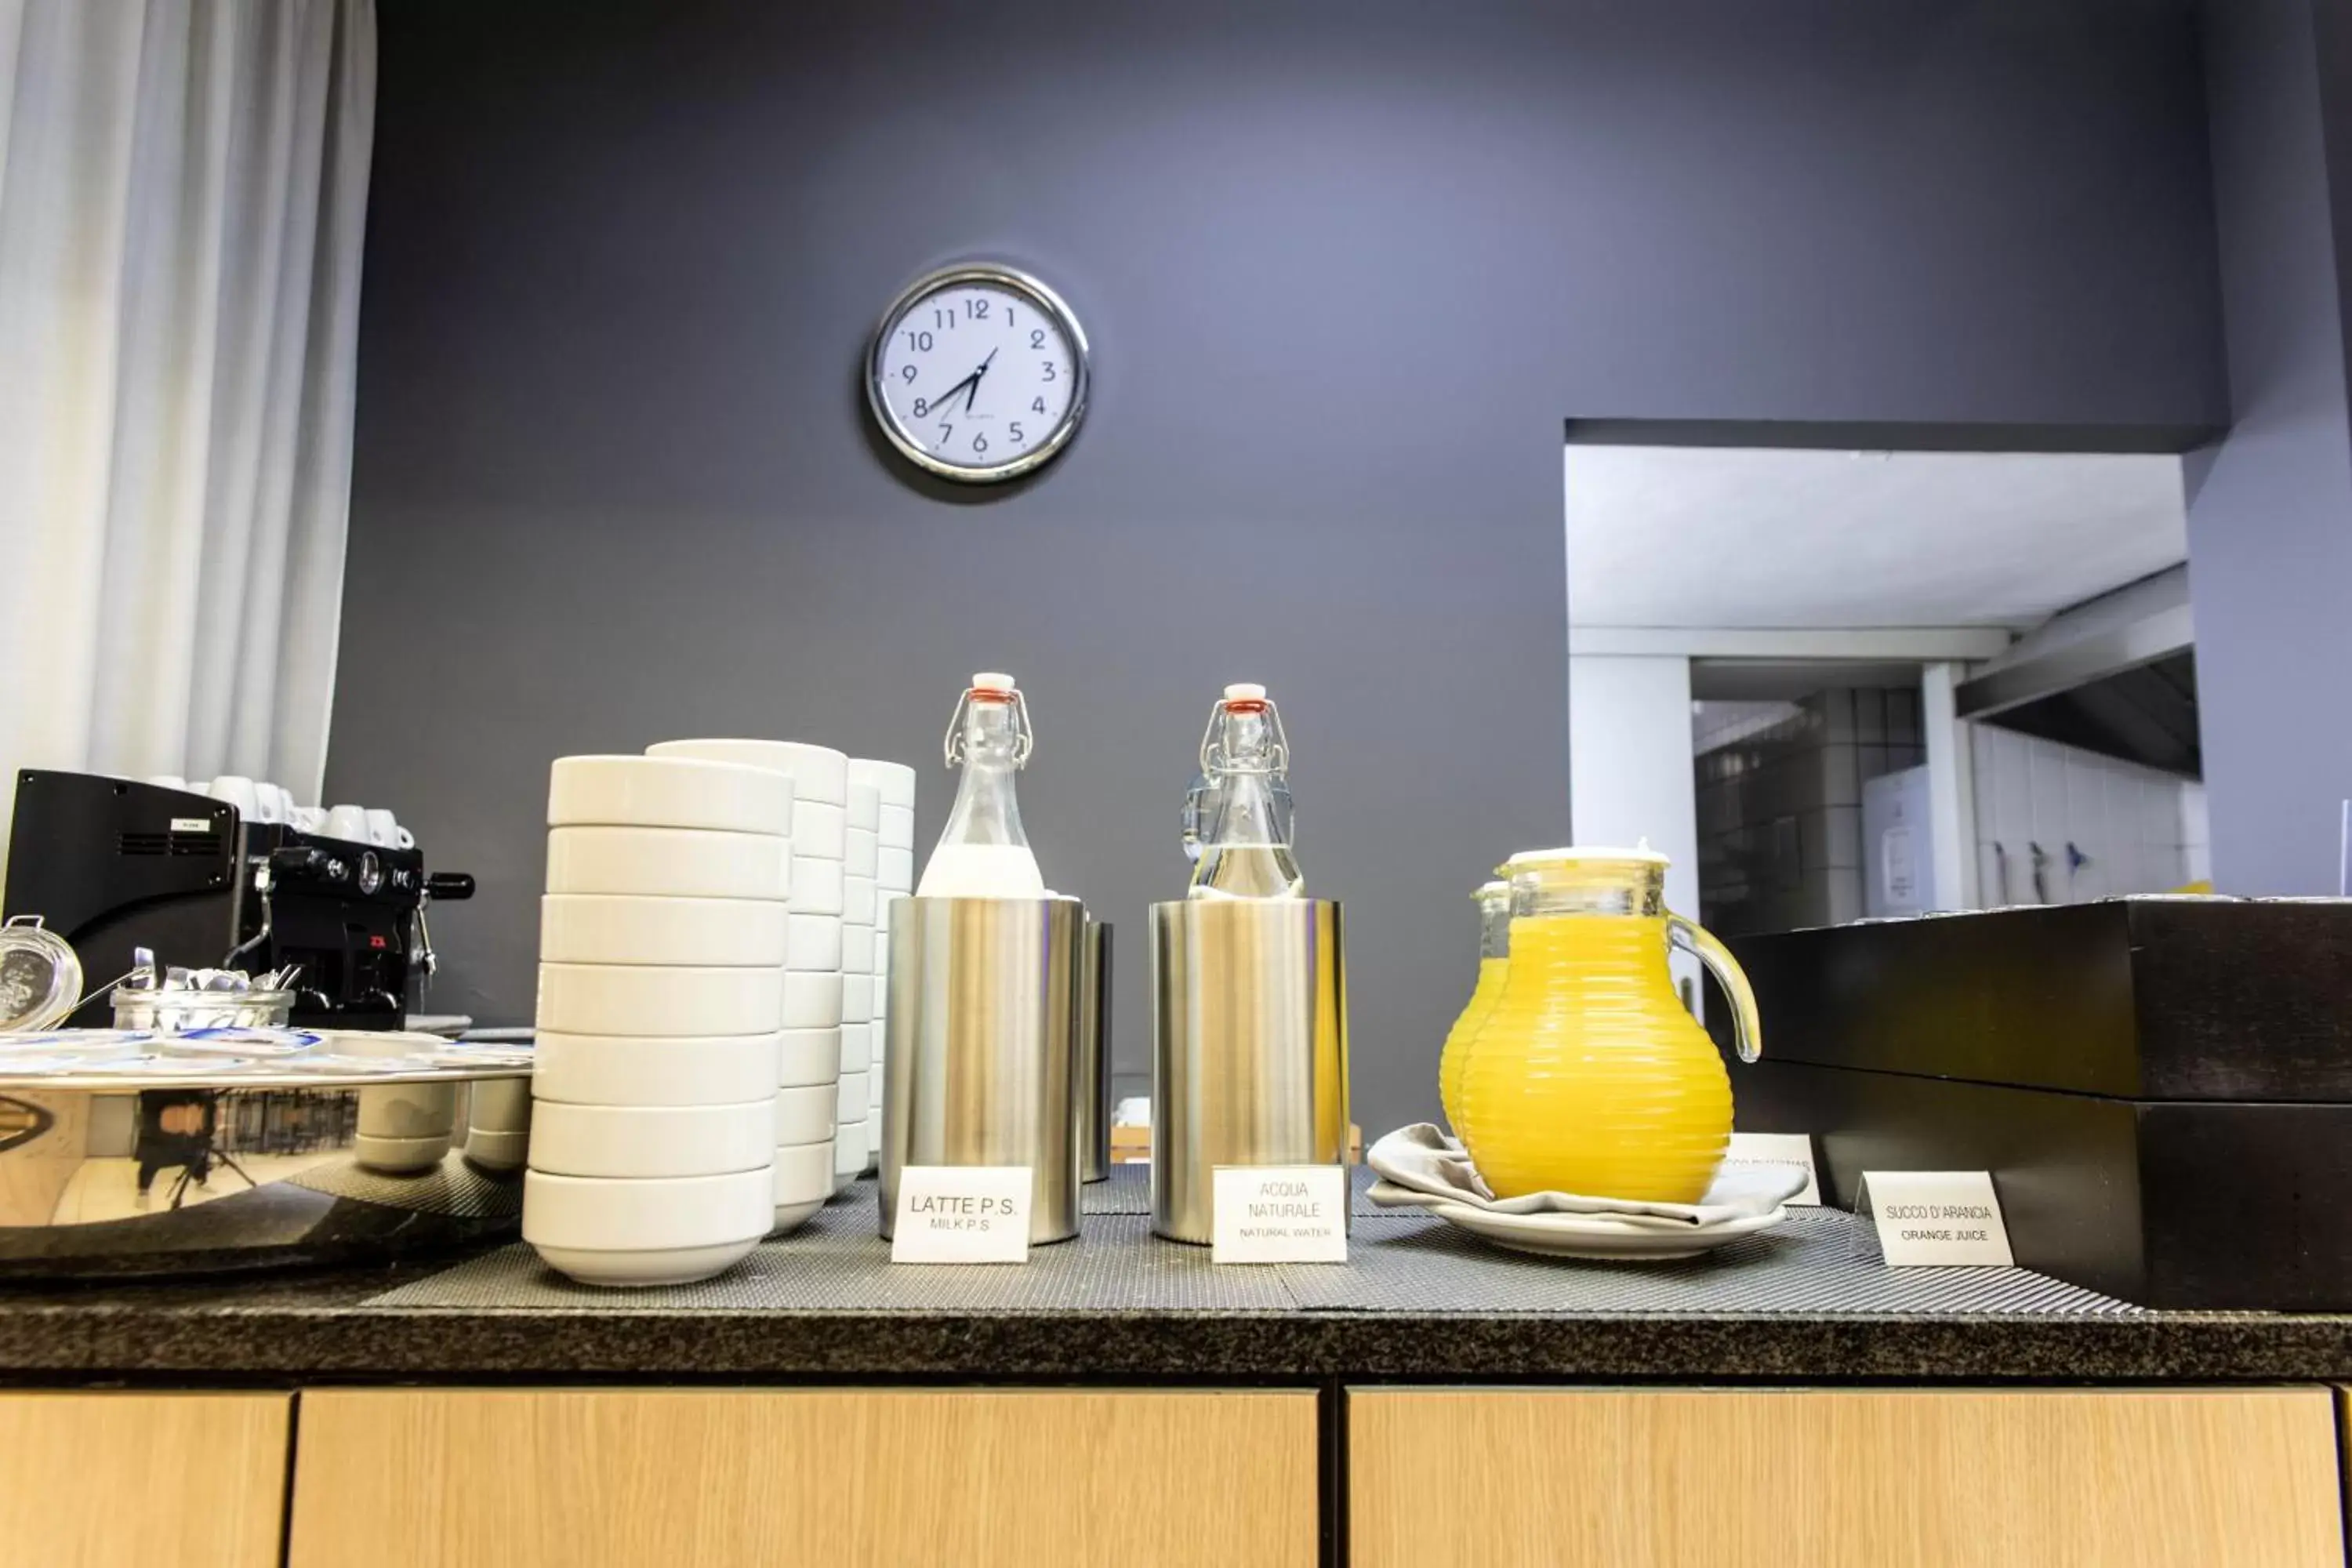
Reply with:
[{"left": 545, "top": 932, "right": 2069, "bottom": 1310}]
[{"left": 0, "top": 1028, "right": 533, "bottom": 1279}]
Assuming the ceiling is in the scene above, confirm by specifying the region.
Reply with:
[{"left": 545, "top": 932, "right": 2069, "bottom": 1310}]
[
  {"left": 1690, "top": 659, "right": 1927, "bottom": 700},
  {"left": 1565, "top": 446, "right": 2188, "bottom": 632}
]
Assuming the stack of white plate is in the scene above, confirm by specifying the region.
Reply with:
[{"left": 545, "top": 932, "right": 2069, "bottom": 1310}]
[
  {"left": 648, "top": 739, "right": 849, "bottom": 1216},
  {"left": 523, "top": 755, "right": 787, "bottom": 1287},
  {"left": 851, "top": 759, "right": 916, "bottom": 1166}
]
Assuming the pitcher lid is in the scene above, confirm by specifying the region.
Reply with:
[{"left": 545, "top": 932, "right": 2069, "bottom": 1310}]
[{"left": 1504, "top": 839, "right": 1669, "bottom": 868}]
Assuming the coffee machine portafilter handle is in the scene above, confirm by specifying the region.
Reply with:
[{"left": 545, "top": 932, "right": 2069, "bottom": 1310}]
[
  {"left": 220, "top": 862, "right": 275, "bottom": 971},
  {"left": 411, "top": 870, "right": 473, "bottom": 994}
]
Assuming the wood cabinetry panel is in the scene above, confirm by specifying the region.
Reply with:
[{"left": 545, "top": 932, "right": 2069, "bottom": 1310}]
[
  {"left": 291, "top": 1387, "right": 1316, "bottom": 1568},
  {"left": 0, "top": 1392, "right": 290, "bottom": 1568},
  {"left": 1352, "top": 1388, "right": 2341, "bottom": 1568}
]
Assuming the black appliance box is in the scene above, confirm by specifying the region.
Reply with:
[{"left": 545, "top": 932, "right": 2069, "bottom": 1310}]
[{"left": 1715, "top": 899, "right": 2352, "bottom": 1309}]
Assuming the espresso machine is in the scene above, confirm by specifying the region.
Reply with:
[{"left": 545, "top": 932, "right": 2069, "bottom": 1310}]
[{"left": 2, "top": 770, "right": 473, "bottom": 1030}]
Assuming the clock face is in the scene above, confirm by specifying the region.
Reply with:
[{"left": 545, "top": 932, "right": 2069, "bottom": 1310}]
[{"left": 866, "top": 266, "right": 1088, "bottom": 483}]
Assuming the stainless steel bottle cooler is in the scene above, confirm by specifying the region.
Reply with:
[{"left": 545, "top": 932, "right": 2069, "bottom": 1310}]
[
  {"left": 1149, "top": 898, "right": 1348, "bottom": 1244},
  {"left": 1078, "top": 917, "right": 1112, "bottom": 1184},
  {"left": 879, "top": 896, "right": 1082, "bottom": 1245}
]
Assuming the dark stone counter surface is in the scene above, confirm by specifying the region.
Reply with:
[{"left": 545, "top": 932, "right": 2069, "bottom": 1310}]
[{"left": 2, "top": 1182, "right": 2348, "bottom": 1386}]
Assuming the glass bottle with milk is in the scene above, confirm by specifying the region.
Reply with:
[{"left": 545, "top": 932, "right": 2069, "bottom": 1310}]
[
  {"left": 1187, "top": 682, "right": 1305, "bottom": 900},
  {"left": 917, "top": 672, "right": 1047, "bottom": 898}
]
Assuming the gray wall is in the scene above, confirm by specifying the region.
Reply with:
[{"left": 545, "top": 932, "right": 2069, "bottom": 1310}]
[
  {"left": 332, "top": 0, "right": 2226, "bottom": 1134},
  {"left": 2188, "top": 0, "right": 2352, "bottom": 895}
]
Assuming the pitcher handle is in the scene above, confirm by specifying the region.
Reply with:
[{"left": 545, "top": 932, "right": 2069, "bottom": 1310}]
[{"left": 1668, "top": 913, "right": 1762, "bottom": 1063}]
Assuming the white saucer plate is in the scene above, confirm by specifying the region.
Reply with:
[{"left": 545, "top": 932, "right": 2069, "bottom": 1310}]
[{"left": 1410, "top": 1196, "right": 1789, "bottom": 1261}]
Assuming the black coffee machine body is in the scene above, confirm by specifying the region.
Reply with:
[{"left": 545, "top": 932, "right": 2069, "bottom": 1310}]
[{"left": 2, "top": 770, "right": 472, "bottom": 1030}]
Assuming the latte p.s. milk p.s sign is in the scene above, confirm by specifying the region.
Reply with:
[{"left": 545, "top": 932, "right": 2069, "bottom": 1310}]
[{"left": 891, "top": 1166, "right": 1033, "bottom": 1264}]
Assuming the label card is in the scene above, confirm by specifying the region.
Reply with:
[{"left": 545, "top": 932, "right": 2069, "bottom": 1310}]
[
  {"left": 1857, "top": 1171, "right": 2013, "bottom": 1267},
  {"left": 1211, "top": 1165, "right": 1348, "bottom": 1264},
  {"left": 1723, "top": 1131, "right": 1821, "bottom": 1205},
  {"left": 890, "top": 1165, "right": 1033, "bottom": 1264}
]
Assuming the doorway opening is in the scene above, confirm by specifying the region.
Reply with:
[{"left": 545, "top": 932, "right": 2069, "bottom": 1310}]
[{"left": 1566, "top": 440, "right": 2205, "bottom": 944}]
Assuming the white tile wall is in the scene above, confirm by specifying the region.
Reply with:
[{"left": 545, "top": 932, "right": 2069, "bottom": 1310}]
[
  {"left": 2179, "top": 779, "right": 2212, "bottom": 885},
  {"left": 1691, "top": 699, "right": 1803, "bottom": 753},
  {"left": 1970, "top": 725, "right": 2202, "bottom": 904}
]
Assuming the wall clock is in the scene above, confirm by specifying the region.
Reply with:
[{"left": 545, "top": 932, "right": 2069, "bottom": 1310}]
[{"left": 866, "top": 263, "right": 1090, "bottom": 483}]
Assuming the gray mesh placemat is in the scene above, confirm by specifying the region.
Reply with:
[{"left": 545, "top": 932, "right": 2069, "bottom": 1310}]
[
  {"left": 1276, "top": 1211, "right": 2140, "bottom": 1316},
  {"left": 289, "top": 1151, "right": 521, "bottom": 1219},
  {"left": 370, "top": 1186, "right": 2135, "bottom": 1317},
  {"left": 1082, "top": 1165, "right": 1150, "bottom": 1214},
  {"left": 367, "top": 1189, "right": 1288, "bottom": 1312}
]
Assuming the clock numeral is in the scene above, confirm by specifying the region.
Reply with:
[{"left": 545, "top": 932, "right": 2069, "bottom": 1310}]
[
  {"left": 1030, "top": 397, "right": 1046, "bottom": 414},
  {"left": 1029, "top": 329, "right": 1045, "bottom": 350},
  {"left": 1005, "top": 305, "right": 1016, "bottom": 327},
  {"left": 906, "top": 329, "right": 933, "bottom": 353},
  {"left": 1008, "top": 421, "right": 1025, "bottom": 443},
  {"left": 932, "top": 307, "right": 956, "bottom": 331},
  {"left": 1041, "top": 360, "right": 1057, "bottom": 382},
  {"left": 972, "top": 433, "right": 989, "bottom": 455},
  {"left": 913, "top": 397, "right": 928, "bottom": 418},
  {"left": 966, "top": 299, "right": 989, "bottom": 320},
  {"left": 937, "top": 422, "right": 953, "bottom": 445},
  {"left": 899, "top": 365, "right": 916, "bottom": 383}
]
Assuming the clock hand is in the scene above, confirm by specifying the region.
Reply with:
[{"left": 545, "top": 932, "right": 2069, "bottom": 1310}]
[
  {"left": 923, "top": 368, "right": 980, "bottom": 413},
  {"left": 920, "top": 347, "right": 997, "bottom": 414},
  {"left": 964, "top": 348, "right": 998, "bottom": 414}
]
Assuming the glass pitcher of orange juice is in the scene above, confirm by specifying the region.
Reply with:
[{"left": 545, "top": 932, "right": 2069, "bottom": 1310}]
[
  {"left": 1438, "top": 880, "right": 1511, "bottom": 1139},
  {"left": 1455, "top": 845, "right": 1761, "bottom": 1203}
]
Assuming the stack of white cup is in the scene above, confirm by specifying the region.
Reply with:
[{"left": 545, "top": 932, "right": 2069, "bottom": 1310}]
[
  {"left": 851, "top": 760, "right": 916, "bottom": 1164},
  {"left": 647, "top": 740, "right": 848, "bottom": 1229},
  {"left": 649, "top": 747, "right": 851, "bottom": 1222},
  {"left": 523, "top": 755, "right": 786, "bottom": 1287},
  {"left": 842, "top": 780, "right": 880, "bottom": 1178}
]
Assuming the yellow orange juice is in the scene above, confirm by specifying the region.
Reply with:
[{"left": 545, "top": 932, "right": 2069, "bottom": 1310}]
[
  {"left": 1457, "top": 909, "right": 1733, "bottom": 1203},
  {"left": 1439, "top": 954, "right": 1507, "bottom": 1141}
]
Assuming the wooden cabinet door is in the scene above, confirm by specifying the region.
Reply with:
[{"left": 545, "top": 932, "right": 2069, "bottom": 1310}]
[
  {"left": 0, "top": 1392, "right": 291, "bottom": 1568},
  {"left": 1352, "top": 1388, "right": 2342, "bottom": 1568},
  {"left": 290, "top": 1387, "right": 1316, "bottom": 1568}
]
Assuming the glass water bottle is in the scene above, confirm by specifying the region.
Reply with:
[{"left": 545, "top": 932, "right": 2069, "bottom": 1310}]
[
  {"left": 1187, "top": 683, "right": 1304, "bottom": 900},
  {"left": 916, "top": 672, "right": 1047, "bottom": 898}
]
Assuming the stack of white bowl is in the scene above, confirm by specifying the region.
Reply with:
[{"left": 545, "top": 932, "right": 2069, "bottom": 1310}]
[
  {"left": 523, "top": 755, "right": 788, "bottom": 1287},
  {"left": 843, "top": 780, "right": 880, "bottom": 1176},
  {"left": 648, "top": 739, "right": 848, "bottom": 1221},
  {"left": 851, "top": 759, "right": 916, "bottom": 1163}
]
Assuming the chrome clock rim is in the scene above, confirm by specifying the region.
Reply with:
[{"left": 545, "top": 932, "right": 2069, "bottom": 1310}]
[{"left": 865, "top": 261, "right": 1091, "bottom": 485}]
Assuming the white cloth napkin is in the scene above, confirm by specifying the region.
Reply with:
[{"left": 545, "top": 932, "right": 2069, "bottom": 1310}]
[{"left": 1367, "top": 1123, "right": 1806, "bottom": 1228}]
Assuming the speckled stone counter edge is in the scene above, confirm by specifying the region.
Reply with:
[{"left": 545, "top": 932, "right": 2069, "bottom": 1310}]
[{"left": 0, "top": 1296, "right": 2350, "bottom": 1384}]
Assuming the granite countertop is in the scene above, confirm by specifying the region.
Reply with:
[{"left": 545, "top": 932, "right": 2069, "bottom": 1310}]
[{"left": 2, "top": 1174, "right": 2350, "bottom": 1385}]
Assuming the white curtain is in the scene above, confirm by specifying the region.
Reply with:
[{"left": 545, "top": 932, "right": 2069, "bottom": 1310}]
[{"left": 0, "top": 0, "right": 375, "bottom": 871}]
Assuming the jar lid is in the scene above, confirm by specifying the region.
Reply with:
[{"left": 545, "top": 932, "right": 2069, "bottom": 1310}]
[{"left": 0, "top": 918, "right": 82, "bottom": 1033}]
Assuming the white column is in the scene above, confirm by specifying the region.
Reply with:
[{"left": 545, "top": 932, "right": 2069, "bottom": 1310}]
[
  {"left": 1921, "top": 661, "right": 1980, "bottom": 910},
  {"left": 1569, "top": 655, "right": 1700, "bottom": 1000}
]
